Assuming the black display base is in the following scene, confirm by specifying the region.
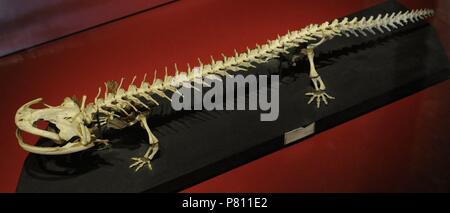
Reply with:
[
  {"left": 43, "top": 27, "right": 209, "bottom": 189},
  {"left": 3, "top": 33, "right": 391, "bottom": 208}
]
[{"left": 16, "top": 1, "right": 449, "bottom": 192}]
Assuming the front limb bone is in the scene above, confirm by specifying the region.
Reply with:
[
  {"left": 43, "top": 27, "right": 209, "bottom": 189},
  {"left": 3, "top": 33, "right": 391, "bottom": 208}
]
[
  {"left": 302, "top": 41, "right": 335, "bottom": 108},
  {"left": 129, "top": 115, "right": 159, "bottom": 172}
]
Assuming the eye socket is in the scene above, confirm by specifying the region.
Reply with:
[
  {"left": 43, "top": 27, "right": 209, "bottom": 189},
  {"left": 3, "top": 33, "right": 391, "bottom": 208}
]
[{"left": 68, "top": 136, "right": 81, "bottom": 143}]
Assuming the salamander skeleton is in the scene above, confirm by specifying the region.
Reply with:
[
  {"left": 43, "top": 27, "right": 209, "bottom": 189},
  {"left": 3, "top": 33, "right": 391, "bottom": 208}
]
[{"left": 15, "top": 9, "right": 434, "bottom": 171}]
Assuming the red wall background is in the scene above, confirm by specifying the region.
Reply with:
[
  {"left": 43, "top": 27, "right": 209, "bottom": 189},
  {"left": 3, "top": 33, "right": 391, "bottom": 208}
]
[{"left": 0, "top": 0, "right": 448, "bottom": 192}]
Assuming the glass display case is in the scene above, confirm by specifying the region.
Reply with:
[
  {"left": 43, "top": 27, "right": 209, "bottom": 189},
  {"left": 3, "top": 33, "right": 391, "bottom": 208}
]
[{"left": 0, "top": 0, "right": 448, "bottom": 193}]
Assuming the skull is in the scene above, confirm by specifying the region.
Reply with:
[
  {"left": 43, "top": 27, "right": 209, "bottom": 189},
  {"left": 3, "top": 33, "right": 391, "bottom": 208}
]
[{"left": 15, "top": 97, "right": 94, "bottom": 155}]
